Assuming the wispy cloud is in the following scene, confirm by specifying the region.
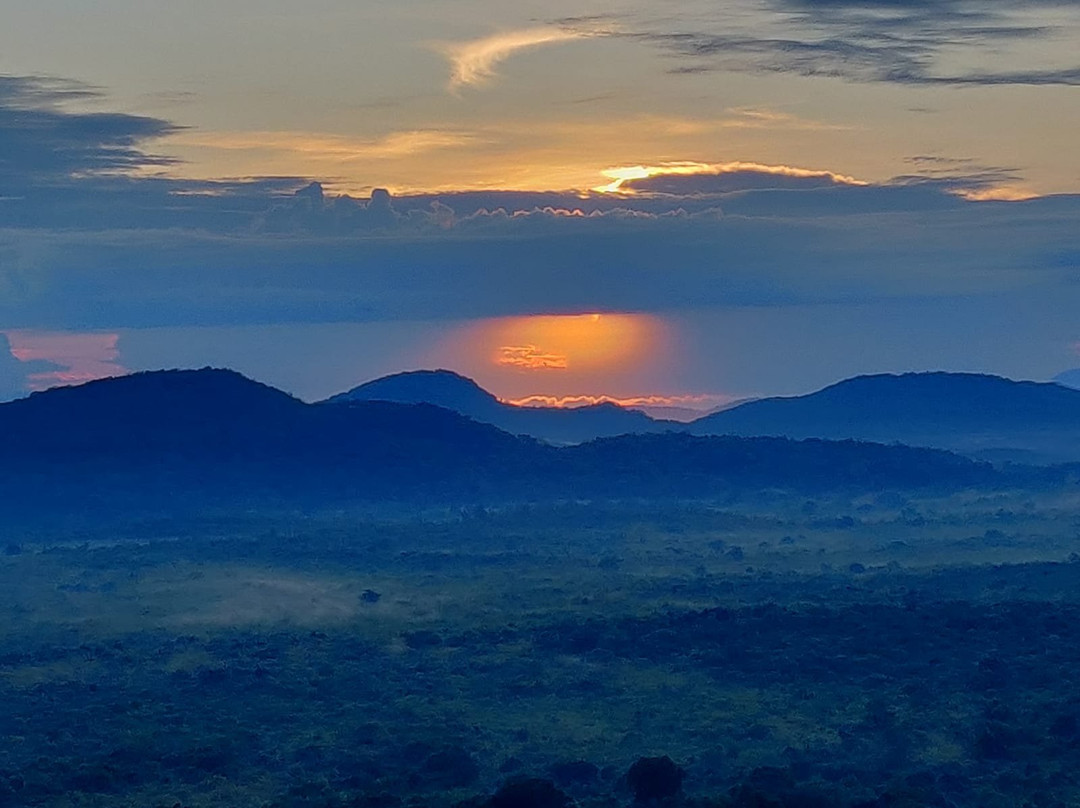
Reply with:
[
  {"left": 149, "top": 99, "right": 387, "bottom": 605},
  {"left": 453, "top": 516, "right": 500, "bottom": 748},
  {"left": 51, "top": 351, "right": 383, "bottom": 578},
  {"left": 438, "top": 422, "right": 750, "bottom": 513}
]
[
  {"left": 439, "top": 27, "right": 597, "bottom": 91},
  {"left": 174, "top": 129, "right": 477, "bottom": 161},
  {"left": 630, "top": 0, "right": 1080, "bottom": 87},
  {"left": 507, "top": 393, "right": 737, "bottom": 411},
  {"left": 159, "top": 128, "right": 480, "bottom": 192},
  {"left": 0, "top": 75, "right": 181, "bottom": 188},
  {"left": 496, "top": 345, "right": 569, "bottom": 370}
]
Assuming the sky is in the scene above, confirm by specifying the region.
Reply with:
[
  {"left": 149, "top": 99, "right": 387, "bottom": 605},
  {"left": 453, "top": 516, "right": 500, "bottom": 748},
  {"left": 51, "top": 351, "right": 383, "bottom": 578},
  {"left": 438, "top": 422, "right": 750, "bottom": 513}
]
[{"left": 1, "top": 0, "right": 1079, "bottom": 407}]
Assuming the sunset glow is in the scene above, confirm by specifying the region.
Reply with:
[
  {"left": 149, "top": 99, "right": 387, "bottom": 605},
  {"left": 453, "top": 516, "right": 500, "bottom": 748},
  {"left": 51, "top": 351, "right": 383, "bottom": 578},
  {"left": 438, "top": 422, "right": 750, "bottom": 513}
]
[
  {"left": 2, "top": 0, "right": 1079, "bottom": 406},
  {"left": 594, "top": 162, "right": 869, "bottom": 194},
  {"left": 505, "top": 393, "right": 735, "bottom": 409},
  {"left": 504, "top": 392, "right": 740, "bottom": 420},
  {"left": 484, "top": 313, "right": 665, "bottom": 374},
  {"left": 419, "top": 312, "right": 677, "bottom": 404}
]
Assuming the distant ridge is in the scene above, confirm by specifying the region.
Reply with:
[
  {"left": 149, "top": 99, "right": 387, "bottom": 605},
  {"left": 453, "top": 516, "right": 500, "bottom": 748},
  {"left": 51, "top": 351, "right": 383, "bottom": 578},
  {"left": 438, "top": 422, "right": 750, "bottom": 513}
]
[
  {"left": 1054, "top": 369, "right": 1080, "bottom": 390},
  {"left": 0, "top": 368, "right": 1015, "bottom": 518},
  {"left": 690, "top": 372, "right": 1080, "bottom": 463},
  {"left": 326, "top": 369, "right": 502, "bottom": 416},
  {"left": 4, "top": 367, "right": 524, "bottom": 457},
  {"left": 326, "top": 369, "right": 671, "bottom": 444}
]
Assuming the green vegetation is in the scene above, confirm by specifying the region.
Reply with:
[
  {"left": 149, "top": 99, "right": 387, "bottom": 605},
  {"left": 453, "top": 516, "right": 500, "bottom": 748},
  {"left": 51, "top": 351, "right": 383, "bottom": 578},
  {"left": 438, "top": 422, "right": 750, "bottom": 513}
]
[{"left": 3, "top": 492, "right": 1080, "bottom": 806}]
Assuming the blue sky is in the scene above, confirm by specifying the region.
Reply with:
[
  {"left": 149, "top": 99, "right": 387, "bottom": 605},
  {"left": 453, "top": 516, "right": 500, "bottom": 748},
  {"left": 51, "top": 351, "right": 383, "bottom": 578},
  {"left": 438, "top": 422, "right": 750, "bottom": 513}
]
[{"left": 1, "top": 1, "right": 1079, "bottom": 404}]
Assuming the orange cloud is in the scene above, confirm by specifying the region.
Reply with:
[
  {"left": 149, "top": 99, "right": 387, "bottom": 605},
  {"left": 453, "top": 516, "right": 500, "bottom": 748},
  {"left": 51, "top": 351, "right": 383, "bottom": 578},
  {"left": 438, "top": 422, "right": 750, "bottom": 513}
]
[
  {"left": 173, "top": 129, "right": 477, "bottom": 160},
  {"left": 4, "top": 330, "right": 126, "bottom": 390},
  {"left": 955, "top": 185, "right": 1040, "bottom": 202},
  {"left": 594, "top": 161, "right": 868, "bottom": 194},
  {"left": 506, "top": 393, "right": 736, "bottom": 410},
  {"left": 497, "top": 345, "right": 569, "bottom": 370}
]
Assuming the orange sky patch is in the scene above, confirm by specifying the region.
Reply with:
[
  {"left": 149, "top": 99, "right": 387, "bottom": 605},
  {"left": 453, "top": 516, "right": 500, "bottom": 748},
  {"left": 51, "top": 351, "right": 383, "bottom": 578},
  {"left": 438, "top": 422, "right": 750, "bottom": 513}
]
[
  {"left": 425, "top": 312, "right": 675, "bottom": 400},
  {"left": 484, "top": 313, "right": 663, "bottom": 373}
]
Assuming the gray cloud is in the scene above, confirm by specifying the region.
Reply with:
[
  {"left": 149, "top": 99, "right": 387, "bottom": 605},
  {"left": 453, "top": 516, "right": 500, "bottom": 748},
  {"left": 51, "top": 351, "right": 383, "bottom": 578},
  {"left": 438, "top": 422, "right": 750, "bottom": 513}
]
[
  {"left": 0, "top": 76, "right": 182, "bottom": 188},
  {"left": 0, "top": 73, "right": 1077, "bottom": 337},
  {"left": 2, "top": 186, "right": 1078, "bottom": 330},
  {"left": 615, "top": 0, "right": 1080, "bottom": 86}
]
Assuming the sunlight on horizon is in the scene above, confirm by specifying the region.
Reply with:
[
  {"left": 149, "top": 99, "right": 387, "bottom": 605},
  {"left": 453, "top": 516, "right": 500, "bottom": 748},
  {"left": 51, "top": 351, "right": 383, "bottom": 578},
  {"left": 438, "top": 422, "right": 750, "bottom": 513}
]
[
  {"left": 482, "top": 312, "right": 666, "bottom": 374},
  {"left": 422, "top": 311, "right": 682, "bottom": 401}
]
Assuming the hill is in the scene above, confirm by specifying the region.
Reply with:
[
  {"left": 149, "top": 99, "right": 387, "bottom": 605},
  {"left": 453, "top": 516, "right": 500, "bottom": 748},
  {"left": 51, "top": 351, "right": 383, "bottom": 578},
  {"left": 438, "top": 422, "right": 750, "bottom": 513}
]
[
  {"left": 325, "top": 369, "right": 669, "bottom": 444},
  {"left": 689, "top": 372, "right": 1080, "bottom": 463},
  {"left": 1054, "top": 369, "right": 1080, "bottom": 390},
  {"left": 0, "top": 369, "right": 545, "bottom": 512},
  {"left": 0, "top": 369, "right": 1016, "bottom": 518}
]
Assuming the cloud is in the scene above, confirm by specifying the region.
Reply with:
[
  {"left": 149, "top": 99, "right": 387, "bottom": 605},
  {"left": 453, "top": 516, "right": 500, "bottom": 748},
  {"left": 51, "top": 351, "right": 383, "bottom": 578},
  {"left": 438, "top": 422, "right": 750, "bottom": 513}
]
[
  {"left": 595, "top": 161, "right": 866, "bottom": 194},
  {"left": 438, "top": 27, "right": 597, "bottom": 91},
  {"left": 506, "top": 393, "right": 735, "bottom": 410},
  {"left": 4, "top": 182, "right": 1077, "bottom": 332},
  {"left": 496, "top": 345, "right": 569, "bottom": 370},
  {"left": 0, "top": 73, "right": 1077, "bottom": 336},
  {"left": 0, "top": 332, "right": 62, "bottom": 401},
  {"left": 628, "top": 0, "right": 1080, "bottom": 86},
  {"left": 3, "top": 331, "right": 127, "bottom": 391},
  {"left": 0, "top": 75, "right": 181, "bottom": 188},
  {"left": 174, "top": 128, "right": 477, "bottom": 162}
]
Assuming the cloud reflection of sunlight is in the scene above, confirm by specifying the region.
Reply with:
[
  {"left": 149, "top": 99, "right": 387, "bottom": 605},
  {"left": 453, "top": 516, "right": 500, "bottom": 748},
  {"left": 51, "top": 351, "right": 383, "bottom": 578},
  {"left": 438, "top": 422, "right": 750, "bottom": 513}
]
[{"left": 4, "top": 330, "right": 127, "bottom": 390}]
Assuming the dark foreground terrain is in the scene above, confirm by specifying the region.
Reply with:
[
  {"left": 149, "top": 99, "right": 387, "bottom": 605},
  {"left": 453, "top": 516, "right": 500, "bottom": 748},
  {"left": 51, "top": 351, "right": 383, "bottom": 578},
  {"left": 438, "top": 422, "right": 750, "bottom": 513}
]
[{"left": 4, "top": 491, "right": 1080, "bottom": 807}]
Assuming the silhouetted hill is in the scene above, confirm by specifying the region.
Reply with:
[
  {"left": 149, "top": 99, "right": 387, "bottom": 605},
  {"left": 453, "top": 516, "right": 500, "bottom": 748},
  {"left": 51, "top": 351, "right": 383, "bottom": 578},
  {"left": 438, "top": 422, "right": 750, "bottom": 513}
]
[
  {"left": 2, "top": 368, "right": 305, "bottom": 457},
  {"left": 690, "top": 372, "right": 1080, "bottom": 464},
  {"left": 563, "top": 432, "right": 999, "bottom": 495},
  {"left": 326, "top": 369, "right": 669, "bottom": 444},
  {"left": 0, "top": 368, "right": 1059, "bottom": 520},
  {"left": 1054, "top": 369, "right": 1080, "bottom": 390},
  {"left": 0, "top": 369, "right": 544, "bottom": 511}
]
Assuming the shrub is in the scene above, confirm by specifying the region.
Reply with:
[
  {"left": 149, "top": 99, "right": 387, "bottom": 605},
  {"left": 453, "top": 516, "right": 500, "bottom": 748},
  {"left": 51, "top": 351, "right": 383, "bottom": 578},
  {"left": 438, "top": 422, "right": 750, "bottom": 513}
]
[
  {"left": 548, "top": 760, "right": 599, "bottom": 787},
  {"left": 421, "top": 748, "right": 480, "bottom": 789},
  {"left": 626, "top": 757, "right": 683, "bottom": 803},
  {"left": 489, "top": 778, "right": 572, "bottom": 808}
]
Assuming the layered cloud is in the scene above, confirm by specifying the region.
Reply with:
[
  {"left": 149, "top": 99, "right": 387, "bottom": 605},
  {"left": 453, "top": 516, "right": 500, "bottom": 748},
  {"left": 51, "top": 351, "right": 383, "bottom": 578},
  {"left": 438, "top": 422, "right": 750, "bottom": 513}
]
[
  {"left": 0, "top": 72, "right": 1077, "bottom": 347},
  {"left": 0, "top": 76, "right": 180, "bottom": 189},
  {"left": 595, "top": 161, "right": 866, "bottom": 194},
  {"left": 4, "top": 183, "right": 1077, "bottom": 332},
  {"left": 608, "top": 0, "right": 1080, "bottom": 86}
]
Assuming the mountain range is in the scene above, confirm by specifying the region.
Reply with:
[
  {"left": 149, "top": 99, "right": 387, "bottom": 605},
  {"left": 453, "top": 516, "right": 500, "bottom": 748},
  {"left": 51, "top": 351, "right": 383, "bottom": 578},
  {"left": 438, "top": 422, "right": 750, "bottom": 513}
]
[
  {"left": 0, "top": 368, "right": 1023, "bottom": 518},
  {"left": 327, "top": 369, "right": 670, "bottom": 444},
  {"left": 329, "top": 369, "right": 1080, "bottom": 464},
  {"left": 689, "top": 372, "right": 1080, "bottom": 464}
]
